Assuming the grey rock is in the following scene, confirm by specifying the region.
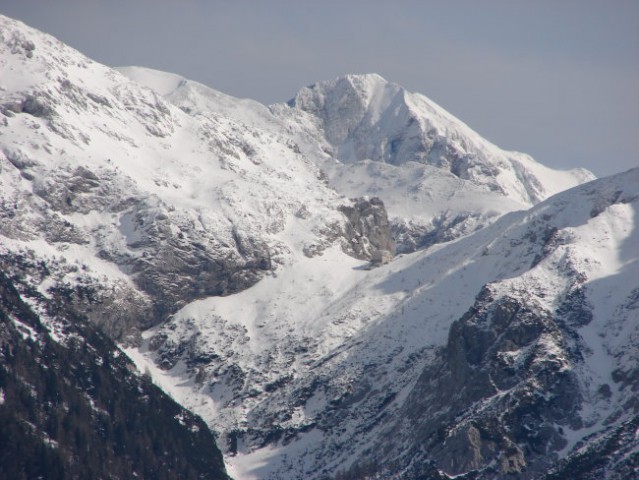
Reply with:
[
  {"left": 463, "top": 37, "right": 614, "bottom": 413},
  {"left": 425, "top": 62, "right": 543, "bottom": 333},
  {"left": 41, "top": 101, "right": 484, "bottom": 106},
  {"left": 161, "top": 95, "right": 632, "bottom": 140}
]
[
  {"left": 338, "top": 196, "right": 394, "bottom": 259},
  {"left": 378, "top": 289, "right": 583, "bottom": 478}
]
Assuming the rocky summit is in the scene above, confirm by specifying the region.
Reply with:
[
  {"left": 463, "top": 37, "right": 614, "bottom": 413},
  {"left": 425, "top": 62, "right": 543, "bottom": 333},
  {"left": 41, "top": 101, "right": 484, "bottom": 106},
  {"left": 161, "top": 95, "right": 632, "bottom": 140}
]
[{"left": 1, "top": 13, "right": 637, "bottom": 480}]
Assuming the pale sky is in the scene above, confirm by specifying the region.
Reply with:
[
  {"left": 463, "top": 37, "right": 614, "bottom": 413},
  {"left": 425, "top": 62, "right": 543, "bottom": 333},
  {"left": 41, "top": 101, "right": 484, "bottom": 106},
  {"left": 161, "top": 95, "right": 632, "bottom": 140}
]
[{"left": 2, "top": 0, "right": 638, "bottom": 177}]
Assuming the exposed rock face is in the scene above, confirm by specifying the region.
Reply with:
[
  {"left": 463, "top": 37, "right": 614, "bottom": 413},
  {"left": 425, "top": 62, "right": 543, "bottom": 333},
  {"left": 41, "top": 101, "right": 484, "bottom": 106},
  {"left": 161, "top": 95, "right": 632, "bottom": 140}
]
[
  {"left": 541, "top": 414, "right": 639, "bottom": 480},
  {"left": 338, "top": 197, "right": 394, "bottom": 259},
  {"left": 96, "top": 199, "right": 274, "bottom": 322},
  {"left": 318, "top": 171, "right": 639, "bottom": 480},
  {"left": 388, "top": 289, "right": 581, "bottom": 478},
  {"left": 391, "top": 211, "right": 482, "bottom": 253},
  {"left": 0, "top": 251, "right": 154, "bottom": 341},
  {"left": 0, "top": 156, "right": 276, "bottom": 339}
]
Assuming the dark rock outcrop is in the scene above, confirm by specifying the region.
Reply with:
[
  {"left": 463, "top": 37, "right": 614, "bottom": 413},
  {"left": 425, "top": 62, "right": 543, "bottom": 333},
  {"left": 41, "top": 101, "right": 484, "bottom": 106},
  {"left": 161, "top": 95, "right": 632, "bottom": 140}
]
[
  {"left": 541, "top": 414, "right": 639, "bottom": 480},
  {"left": 380, "top": 287, "right": 583, "bottom": 479}
]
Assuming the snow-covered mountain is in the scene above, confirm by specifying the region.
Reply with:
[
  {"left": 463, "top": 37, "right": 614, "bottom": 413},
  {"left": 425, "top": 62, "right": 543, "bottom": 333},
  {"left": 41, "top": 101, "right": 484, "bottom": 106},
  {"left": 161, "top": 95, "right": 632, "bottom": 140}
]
[
  {"left": 3, "top": 13, "right": 637, "bottom": 480},
  {"left": 287, "top": 73, "right": 590, "bottom": 204},
  {"left": 119, "top": 67, "right": 593, "bottom": 253},
  {"left": 0, "top": 14, "right": 392, "bottom": 341}
]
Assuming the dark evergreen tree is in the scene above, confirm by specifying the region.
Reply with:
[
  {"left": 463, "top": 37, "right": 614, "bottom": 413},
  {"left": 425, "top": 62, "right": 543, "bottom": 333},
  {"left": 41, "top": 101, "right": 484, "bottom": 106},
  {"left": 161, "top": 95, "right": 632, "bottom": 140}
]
[{"left": 0, "top": 269, "right": 231, "bottom": 480}]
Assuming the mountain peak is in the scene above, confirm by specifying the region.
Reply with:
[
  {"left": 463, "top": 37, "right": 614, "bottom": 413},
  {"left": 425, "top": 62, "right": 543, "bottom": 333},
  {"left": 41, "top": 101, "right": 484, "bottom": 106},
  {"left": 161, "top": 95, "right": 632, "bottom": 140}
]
[
  {"left": 287, "top": 73, "right": 593, "bottom": 205},
  {"left": 334, "top": 72, "right": 392, "bottom": 95},
  {"left": 298, "top": 73, "right": 392, "bottom": 98},
  {"left": 291, "top": 72, "right": 397, "bottom": 106}
]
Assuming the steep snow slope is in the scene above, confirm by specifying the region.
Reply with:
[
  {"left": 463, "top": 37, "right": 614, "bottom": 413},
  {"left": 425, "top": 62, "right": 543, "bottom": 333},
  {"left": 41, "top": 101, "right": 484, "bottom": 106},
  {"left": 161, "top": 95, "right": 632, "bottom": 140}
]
[{"left": 127, "top": 169, "right": 638, "bottom": 479}]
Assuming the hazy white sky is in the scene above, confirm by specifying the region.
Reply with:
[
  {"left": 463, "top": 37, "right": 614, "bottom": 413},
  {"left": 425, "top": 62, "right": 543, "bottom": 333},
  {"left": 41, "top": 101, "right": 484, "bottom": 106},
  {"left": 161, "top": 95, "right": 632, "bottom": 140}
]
[{"left": 2, "top": 0, "right": 637, "bottom": 176}]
